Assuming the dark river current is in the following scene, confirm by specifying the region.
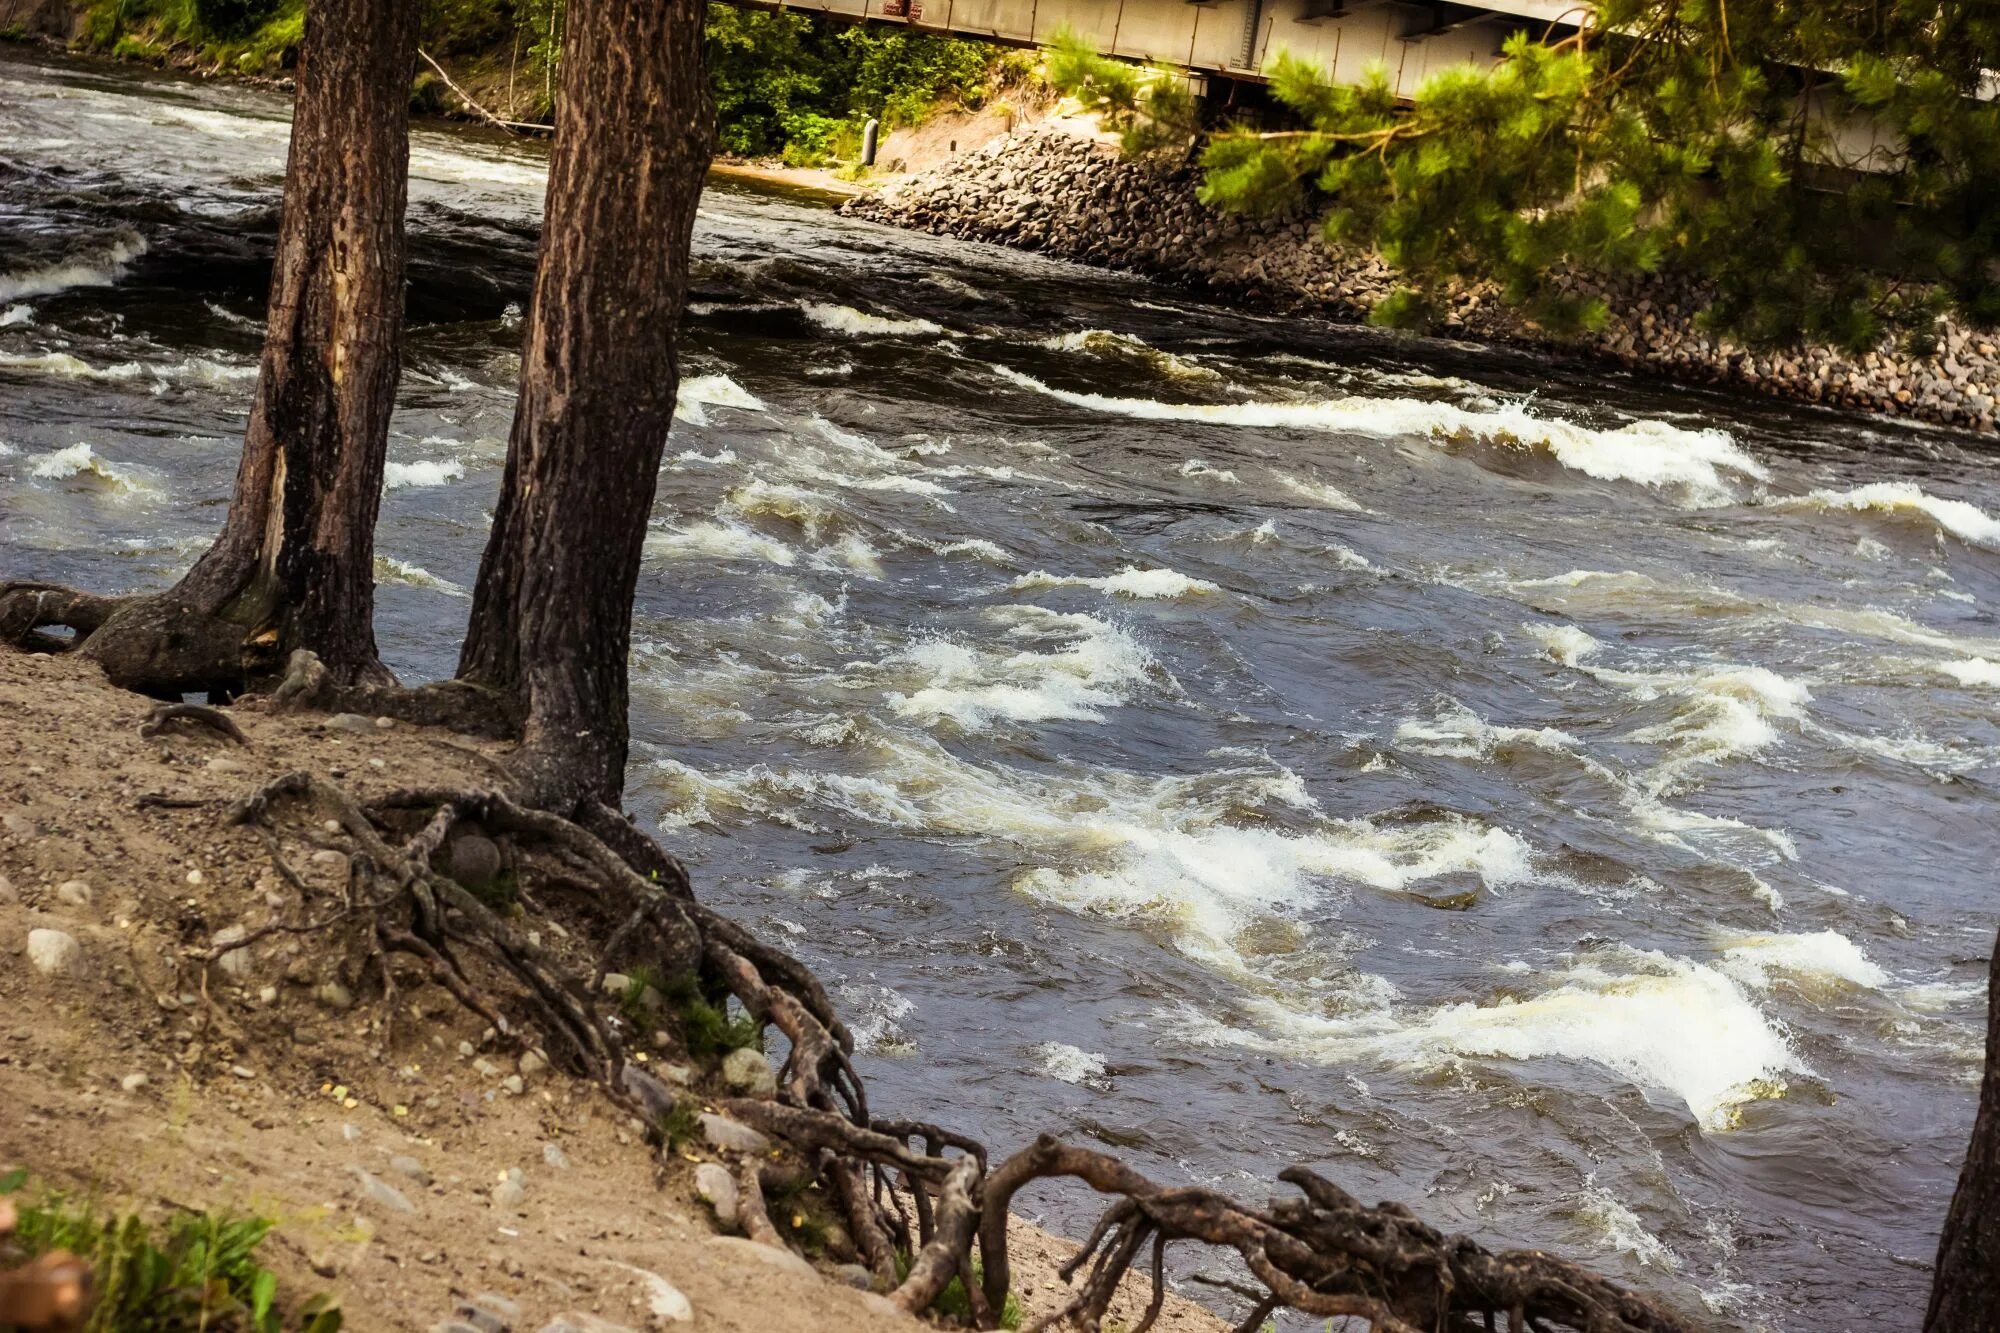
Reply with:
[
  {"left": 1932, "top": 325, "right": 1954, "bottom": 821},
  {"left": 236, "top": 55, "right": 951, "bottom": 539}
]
[{"left": 5, "top": 45, "right": 1998, "bottom": 1330}]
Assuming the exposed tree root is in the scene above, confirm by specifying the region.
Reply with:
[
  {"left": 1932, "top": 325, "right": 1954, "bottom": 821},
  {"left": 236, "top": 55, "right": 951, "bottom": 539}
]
[
  {"left": 266, "top": 649, "right": 517, "bottom": 739},
  {"left": 141, "top": 702, "right": 249, "bottom": 746},
  {"left": 199, "top": 768, "right": 1695, "bottom": 1333}
]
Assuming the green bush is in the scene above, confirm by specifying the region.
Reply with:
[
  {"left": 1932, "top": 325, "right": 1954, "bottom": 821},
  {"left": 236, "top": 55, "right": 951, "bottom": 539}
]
[
  {"left": 192, "top": 0, "right": 281, "bottom": 37},
  {"left": 0, "top": 1169, "right": 341, "bottom": 1333}
]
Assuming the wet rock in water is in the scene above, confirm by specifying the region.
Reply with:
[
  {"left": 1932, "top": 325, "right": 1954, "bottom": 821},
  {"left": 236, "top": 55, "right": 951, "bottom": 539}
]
[
  {"left": 693, "top": 1162, "right": 739, "bottom": 1229},
  {"left": 26, "top": 928, "right": 81, "bottom": 976},
  {"left": 55, "top": 880, "right": 92, "bottom": 909},
  {"left": 447, "top": 834, "right": 502, "bottom": 890},
  {"left": 350, "top": 1167, "right": 416, "bottom": 1215},
  {"left": 697, "top": 1113, "right": 770, "bottom": 1156},
  {"left": 720, "top": 1046, "right": 778, "bottom": 1098}
]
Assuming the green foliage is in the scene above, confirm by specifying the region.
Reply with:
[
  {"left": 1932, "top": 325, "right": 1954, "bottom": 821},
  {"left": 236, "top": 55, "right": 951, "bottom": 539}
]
[
  {"left": 706, "top": 8, "right": 1021, "bottom": 164},
  {"left": 655, "top": 1097, "right": 703, "bottom": 1154},
  {"left": 662, "top": 974, "right": 763, "bottom": 1059},
  {"left": 76, "top": 0, "right": 304, "bottom": 72},
  {"left": 1054, "top": 4, "right": 2000, "bottom": 349},
  {"left": 2, "top": 1174, "right": 341, "bottom": 1332},
  {"left": 891, "top": 1250, "right": 1023, "bottom": 1328}
]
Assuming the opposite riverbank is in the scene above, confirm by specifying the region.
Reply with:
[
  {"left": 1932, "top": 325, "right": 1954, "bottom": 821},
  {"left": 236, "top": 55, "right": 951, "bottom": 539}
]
[{"left": 845, "top": 120, "right": 2000, "bottom": 436}]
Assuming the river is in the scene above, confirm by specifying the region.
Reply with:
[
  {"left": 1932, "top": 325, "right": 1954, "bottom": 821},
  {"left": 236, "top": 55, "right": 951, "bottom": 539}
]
[{"left": 3, "top": 45, "right": 1996, "bottom": 1330}]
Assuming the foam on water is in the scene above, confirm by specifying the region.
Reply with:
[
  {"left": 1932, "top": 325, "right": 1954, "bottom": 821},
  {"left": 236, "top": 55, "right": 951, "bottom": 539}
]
[
  {"left": 1939, "top": 658, "right": 2000, "bottom": 687},
  {"left": 804, "top": 303, "right": 945, "bottom": 337},
  {"left": 724, "top": 480, "right": 844, "bottom": 541},
  {"left": 1179, "top": 458, "right": 1239, "bottom": 483},
  {"left": 1572, "top": 1180, "right": 1678, "bottom": 1270},
  {"left": 1527, "top": 622, "right": 1602, "bottom": 667},
  {"left": 0, "top": 232, "right": 147, "bottom": 304},
  {"left": 648, "top": 726, "right": 1532, "bottom": 979},
  {"left": 28, "top": 442, "right": 151, "bottom": 495},
  {"left": 382, "top": 459, "right": 465, "bottom": 490},
  {"left": 1395, "top": 704, "right": 1580, "bottom": 760},
  {"left": 1033, "top": 1041, "right": 1111, "bottom": 1089},
  {"left": 0, "top": 305, "right": 31, "bottom": 328},
  {"left": 644, "top": 518, "right": 798, "bottom": 567},
  {"left": 1204, "top": 947, "right": 1802, "bottom": 1130},
  {"left": 374, "top": 555, "right": 467, "bottom": 597},
  {"left": 675, "top": 373, "right": 766, "bottom": 427},
  {"left": 994, "top": 367, "right": 1767, "bottom": 502},
  {"left": 1274, "top": 472, "right": 1366, "bottom": 511},
  {"left": 1772, "top": 481, "right": 2000, "bottom": 550},
  {"left": 1716, "top": 931, "right": 1890, "bottom": 993},
  {"left": 1586, "top": 662, "right": 1811, "bottom": 787},
  {"left": 1012, "top": 566, "right": 1220, "bottom": 599},
  {"left": 884, "top": 607, "right": 1157, "bottom": 729},
  {"left": 1041, "top": 329, "right": 1220, "bottom": 382}
]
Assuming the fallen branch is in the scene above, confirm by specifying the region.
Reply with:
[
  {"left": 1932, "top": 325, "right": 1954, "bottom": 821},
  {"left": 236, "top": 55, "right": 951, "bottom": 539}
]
[
  {"left": 416, "top": 48, "right": 550, "bottom": 134},
  {"left": 140, "top": 702, "right": 248, "bottom": 746}
]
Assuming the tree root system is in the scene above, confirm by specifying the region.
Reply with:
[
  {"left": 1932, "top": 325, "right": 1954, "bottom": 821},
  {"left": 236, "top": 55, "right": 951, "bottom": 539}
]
[{"left": 203, "top": 767, "right": 1697, "bottom": 1333}]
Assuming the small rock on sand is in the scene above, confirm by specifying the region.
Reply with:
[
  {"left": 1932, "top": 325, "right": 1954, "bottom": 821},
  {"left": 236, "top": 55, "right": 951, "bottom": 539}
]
[
  {"left": 55, "top": 880, "right": 92, "bottom": 909},
  {"left": 351, "top": 1167, "right": 416, "bottom": 1215},
  {"left": 693, "top": 1162, "right": 739, "bottom": 1229},
  {"left": 704, "top": 1235, "right": 816, "bottom": 1280},
  {"left": 26, "top": 928, "right": 81, "bottom": 976},
  {"left": 721, "top": 1046, "right": 778, "bottom": 1098},
  {"left": 698, "top": 1113, "right": 770, "bottom": 1156}
]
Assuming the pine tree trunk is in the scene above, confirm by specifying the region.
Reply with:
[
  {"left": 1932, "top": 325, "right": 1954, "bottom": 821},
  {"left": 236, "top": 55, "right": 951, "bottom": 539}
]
[
  {"left": 457, "top": 0, "right": 714, "bottom": 810},
  {"left": 82, "top": 0, "right": 418, "bottom": 697},
  {"left": 1926, "top": 927, "right": 2000, "bottom": 1331}
]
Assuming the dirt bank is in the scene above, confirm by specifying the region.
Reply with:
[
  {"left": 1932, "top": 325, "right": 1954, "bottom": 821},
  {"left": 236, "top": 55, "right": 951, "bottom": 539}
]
[{"left": 0, "top": 646, "right": 1223, "bottom": 1333}]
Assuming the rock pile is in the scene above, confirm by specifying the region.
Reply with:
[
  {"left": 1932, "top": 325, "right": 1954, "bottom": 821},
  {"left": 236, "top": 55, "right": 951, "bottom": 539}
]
[{"left": 846, "top": 126, "right": 2000, "bottom": 433}]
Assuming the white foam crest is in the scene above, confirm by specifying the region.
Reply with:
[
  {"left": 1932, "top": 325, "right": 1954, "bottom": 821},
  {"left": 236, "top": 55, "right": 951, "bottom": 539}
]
[
  {"left": 1033, "top": 1041, "right": 1111, "bottom": 1088},
  {"left": 374, "top": 555, "right": 467, "bottom": 597},
  {"left": 0, "top": 349, "right": 149, "bottom": 382},
  {"left": 1040, "top": 328, "right": 1220, "bottom": 381},
  {"left": 1716, "top": 931, "right": 1890, "bottom": 993},
  {"left": 885, "top": 608, "right": 1157, "bottom": 729},
  {"left": 1939, "top": 658, "right": 2000, "bottom": 687},
  {"left": 1572, "top": 1181, "right": 1678, "bottom": 1270},
  {"left": 1526, "top": 623, "right": 1602, "bottom": 667},
  {"left": 804, "top": 303, "right": 945, "bottom": 337},
  {"left": 994, "top": 367, "right": 1766, "bottom": 502},
  {"left": 1211, "top": 947, "right": 1800, "bottom": 1130},
  {"left": 671, "top": 447, "right": 738, "bottom": 467},
  {"left": 1395, "top": 704, "right": 1580, "bottom": 760},
  {"left": 0, "top": 305, "right": 31, "bottom": 328},
  {"left": 382, "top": 459, "right": 465, "bottom": 490},
  {"left": 28, "top": 442, "right": 151, "bottom": 495},
  {"left": 1179, "top": 458, "right": 1240, "bottom": 483},
  {"left": 1012, "top": 566, "right": 1220, "bottom": 600},
  {"left": 1771, "top": 481, "right": 2000, "bottom": 550},
  {"left": 810, "top": 532, "right": 886, "bottom": 578},
  {"left": 675, "top": 373, "right": 766, "bottom": 427},
  {"left": 724, "top": 480, "right": 850, "bottom": 542},
  {"left": 1274, "top": 472, "right": 1366, "bottom": 511},
  {"left": 1591, "top": 664, "right": 1811, "bottom": 783},
  {"left": 0, "top": 233, "right": 147, "bottom": 304},
  {"left": 645, "top": 518, "right": 797, "bottom": 567}
]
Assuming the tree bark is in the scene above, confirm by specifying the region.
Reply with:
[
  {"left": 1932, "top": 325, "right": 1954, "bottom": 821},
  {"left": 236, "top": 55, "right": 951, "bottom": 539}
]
[
  {"left": 457, "top": 0, "right": 714, "bottom": 810},
  {"left": 1926, "top": 926, "right": 2000, "bottom": 1331},
  {"left": 79, "top": 0, "right": 419, "bottom": 697}
]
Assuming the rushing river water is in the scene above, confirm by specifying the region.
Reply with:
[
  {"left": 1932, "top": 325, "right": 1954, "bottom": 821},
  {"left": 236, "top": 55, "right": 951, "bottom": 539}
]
[{"left": 5, "top": 45, "right": 1999, "bottom": 1329}]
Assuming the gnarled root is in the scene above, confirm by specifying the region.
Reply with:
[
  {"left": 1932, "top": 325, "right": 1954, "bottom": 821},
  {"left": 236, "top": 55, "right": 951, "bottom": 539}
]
[
  {"left": 0, "top": 581, "right": 126, "bottom": 656},
  {"left": 207, "top": 771, "right": 1694, "bottom": 1333},
  {"left": 267, "top": 649, "right": 516, "bottom": 738}
]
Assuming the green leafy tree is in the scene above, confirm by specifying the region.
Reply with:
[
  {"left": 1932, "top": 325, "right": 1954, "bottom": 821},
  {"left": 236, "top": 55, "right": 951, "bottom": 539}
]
[{"left": 1054, "top": 2, "right": 2000, "bottom": 349}]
